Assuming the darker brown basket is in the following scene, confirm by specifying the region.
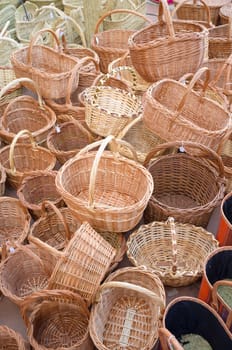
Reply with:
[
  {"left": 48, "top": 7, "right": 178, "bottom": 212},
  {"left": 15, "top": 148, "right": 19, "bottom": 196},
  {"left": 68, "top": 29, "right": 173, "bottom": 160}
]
[
  {"left": 128, "top": 0, "right": 208, "bottom": 82},
  {"left": 0, "top": 325, "right": 29, "bottom": 350},
  {"left": 144, "top": 141, "right": 225, "bottom": 227}
]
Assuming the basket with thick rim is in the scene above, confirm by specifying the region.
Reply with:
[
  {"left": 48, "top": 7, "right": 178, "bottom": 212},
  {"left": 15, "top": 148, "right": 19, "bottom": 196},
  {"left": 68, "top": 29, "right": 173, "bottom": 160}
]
[
  {"left": 17, "top": 170, "right": 64, "bottom": 219},
  {"left": 82, "top": 85, "right": 143, "bottom": 138},
  {"left": 0, "top": 196, "right": 30, "bottom": 259},
  {"left": 56, "top": 135, "right": 154, "bottom": 232},
  {"left": 44, "top": 222, "right": 116, "bottom": 306},
  {"left": 159, "top": 328, "right": 184, "bottom": 350},
  {"left": 127, "top": 217, "right": 218, "bottom": 287},
  {"left": 91, "top": 8, "right": 152, "bottom": 73},
  {"left": 89, "top": 279, "right": 165, "bottom": 350},
  {"left": 29, "top": 200, "right": 81, "bottom": 251},
  {"left": 220, "top": 3, "right": 232, "bottom": 24},
  {"left": 142, "top": 66, "right": 231, "bottom": 152},
  {"left": 0, "top": 129, "right": 56, "bottom": 190},
  {"left": 0, "top": 325, "right": 29, "bottom": 350},
  {"left": 143, "top": 141, "right": 225, "bottom": 227},
  {"left": 21, "top": 289, "right": 93, "bottom": 350},
  {"left": 211, "top": 279, "right": 232, "bottom": 331},
  {"left": 0, "top": 243, "right": 56, "bottom": 305},
  {"left": 11, "top": 28, "right": 81, "bottom": 100},
  {"left": 0, "top": 77, "right": 56, "bottom": 146},
  {"left": 208, "top": 19, "right": 232, "bottom": 59},
  {"left": 47, "top": 120, "right": 95, "bottom": 164},
  {"left": 128, "top": 0, "right": 208, "bottom": 83}
]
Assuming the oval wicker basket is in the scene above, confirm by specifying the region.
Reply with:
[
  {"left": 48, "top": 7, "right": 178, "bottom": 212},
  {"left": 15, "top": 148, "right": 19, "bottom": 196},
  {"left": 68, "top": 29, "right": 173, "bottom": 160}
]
[
  {"left": 0, "top": 325, "right": 29, "bottom": 350},
  {"left": 127, "top": 217, "right": 218, "bottom": 287},
  {"left": 144, "top": 141, "right": 225, "bottom": 227},
  {"left": 21, "top": 289, "right": 93, "bottom": 350},
  {"left": 17, "top": 170, "right": 64, "bottom": 219},
  {"left": 0, "top": 77, "right": 56, "bottom": 146},
  {"left": 0, "top": 130, "right": 56, "bottom": 189},
  {"left": 56, "top": 136, "right": 154, "bottom": 232}
]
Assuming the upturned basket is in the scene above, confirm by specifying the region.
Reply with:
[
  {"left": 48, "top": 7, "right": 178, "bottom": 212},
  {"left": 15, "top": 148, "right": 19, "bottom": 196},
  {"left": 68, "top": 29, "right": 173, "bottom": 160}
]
[
  {"left": 0, "top": 197, "right": 30, "bottom": 260},
  {"left": 89, "top": 279, "right": 165, "bottom": 350},
  {"left": 29, "top": 200, "right": 81, "bottom": 250},
  {"left": 0, "top": 325, "right": 29, "bottom": 350},
  {"left": 0, "top": 243, "right": 56, "bottom": 306},
  {"left": 128, "top": 0, "right": 208, "bottom": 82},
  {"left": 142, "top": 67, "right": 231, "bottom": 151},
  {"left": 127, "top": 217, "right": 218, "bottom": 287},
  {"left": 45, "top": 222, "right": 116, "bottom": 306},
  {"left": 208, "top": 20, "right": 232, "bottom": 59},
  {"left": 17, "top": 171, "right": 64, "bottom": 219},
  {"left": 0, "top": 77, "right": 56, "bottom": 146},
  {"left": 56, "top": 136, "right": 154, "bottom": 232},
  {"left": 143, "top": 141, "right": 225, "bottom": 227},
  {"left": 21, "top": 289, "right": 93, "bottom": 350},
  {"left": 11, "top": 28, "right": 81, "bottom": 99},
  {"left": 220, "top": 3, "right": 232, "bottom": 24},
  {"left": 91, "top": 8, "right": 151, "bottom": 73}
]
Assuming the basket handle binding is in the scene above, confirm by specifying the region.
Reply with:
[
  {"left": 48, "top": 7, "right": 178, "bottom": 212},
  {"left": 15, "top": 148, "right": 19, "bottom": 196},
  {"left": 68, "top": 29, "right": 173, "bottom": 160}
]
[
  {"left": 158, "top": 0, "right": 175, "bottom": 38},
  {"left": 94, "top": 8, "right": 152, "bottom": 35},
  {"left": 159, "top": 328, "right": 184, "bottom": 350},
  {"left": 211, "top": 279, "right": 232, "bottom": 330},
  {"left": 172, "top": 0, "right": 213, "bottom": 27},
  {"left": 9, "top": 130, "right": 37, "bottom": 174},
  {"left": 77, "top": 135, "right": 139, "bottom": 208}
]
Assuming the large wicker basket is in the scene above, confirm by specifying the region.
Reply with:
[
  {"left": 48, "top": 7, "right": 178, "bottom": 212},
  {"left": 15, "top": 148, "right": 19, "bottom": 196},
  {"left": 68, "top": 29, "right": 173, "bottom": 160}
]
[
  {"left": 127, "top": 217, "right": 218, "bottom": 287},
  {"left": 144, "top": 141, "right": 225, "bottom": 227},
  {"left": 56, "top": 136, "right": 154, "bottom": 232}
]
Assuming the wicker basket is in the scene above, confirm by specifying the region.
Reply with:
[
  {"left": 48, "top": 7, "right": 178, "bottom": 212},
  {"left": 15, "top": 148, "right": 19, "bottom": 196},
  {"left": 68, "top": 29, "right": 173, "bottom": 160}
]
[
  {"left": 11, "top": 28, "right": 81, "bottom": 100},
  {"left": 89, "top": 279, "right": 165, "bottom": 350},
  {"left": 30, "top": 0, "right": 63, "bottom": 8},
  {"left": 0, "top": 130, "right": 56, "bottom": 189},
  {"left": 0, "top": 5, "right": 16, "bottom": 32},
  {"left": 211, "top": 279, "right": 232, "bottom": 331},
  {"left": 17, "top": 171, "right": 64, "bottom": 219},
  {"left": 46, "top": 222, "right": 116, "bottom": 306},
  {"left": 56, "top": 136, "right": 154, "bottom": 232},
  {"left": 47, "top": 120, "right": 95, "bottom": 164},
  {"left": 0, "top": 165, "right": 6, "bottom": 197},
  {"left": 127, "top": 217, "right": 218, "bottom": 287},
  {"left": 142, "top": 66, "right": 231, "bottom": 152},
  {"left": 21, "top": 289, "right": 93, "bottom": 350},
  {"left": 0, "top": 325, "right": 29, "bottom": 350},
  {"left": 159, "top": 328, "right": 184, "bottom": 350},
  {"left": 0, "top": 197, "right": 30, "bottom": 260},
  {"left": 220, "top": 3, "right": 232, "bottom": 24},
  {"left": 0, "top": 243, "right": 56, "bottom": 306},
  {"left": 63, "top": 0, "right": 83, "bottom": 15},
  {"left": 29, "top": 200, "right": 81, "bottom": 251},
  {"left": 91, "top": 8, "right": 151, "bottom": 73},
  {"left": 129, "top": 0, "right": 208, "bottom": 82},
  {"left": 0, "top": 78, "right": 56, "bottom": 146},
  {"left": 208, "top": 21, "right": 232, "bottom": 59},
  {"left": 15, "top": 1, "right": 40, "bottom": 43},
  {"left": 218, "top": 132, "right": 232, "bottom": 193},
  {"left": 144, "top": 141, "right": 225, "bottom": 227},
  {"left": 0, "top": 1, "right": 19, "bottom": 10}
]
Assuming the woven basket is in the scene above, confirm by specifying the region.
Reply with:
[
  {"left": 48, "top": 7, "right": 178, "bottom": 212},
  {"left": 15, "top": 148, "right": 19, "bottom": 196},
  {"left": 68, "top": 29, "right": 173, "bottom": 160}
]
[
  {"left": 208, "top": 20, "right": 232, "bottom": 59},
  {"left": 56, "top": 136, "right": 154, "bottom": 232},
  {"left": 127, "top": 217, "right": 218, "bottom": 287},
  {"left": 0, "top": 78, "right": 56, "bottom": 146},
  {"left": 11, "top": 28, "right": 80, "bottom": 100},
  {"left": 143, "top": 66, "right": 231, "bottom": 152},
  {"left": 211, "top": 279, "right": 232, "bottom": 331},
  {"left": 0, "top": 129, "right": 56, "bottom": 189},
  {"left": 129, "top": 0, "right": 208, "bottom": 82},
  {"left": 172, "top": 0, "right": 214, "bottom": 28},
  {"left": 0, "top": 243, "right": 56, "bottom": 306},
  {"left": 159, "top": 328, "right": 184, "bottom": 350},
  {"left": 144, "top": 141, "right": 225, "bottom": 227},
  {"left": 46, "top": 222, "right": 116, "bottom": 306},
  {"left": 218, "top": 132, "right": 232, "bottom": 193},
  {"left": 0, "top": 325, "right": 29, "bottom": 350},
  {"left": 15, "top": 1, "right": 40, "bottom": 43},
  {"left": 0, "top": 1, "right": 19, "bottom": 10},
  {"left": 0, "top": 197, "right": 30, "bottom": 260},
  {"left": 63, "top": 0, "right": 83, "bottom": 15},
  {"left": 91, "top": 8, "right": 151, "bottom": 73},
  {"left": 30, "top": 0, "right": 63, "bottom": 8},
  {"left": 29, "top": 200, "right": 81, "bottom": 251},
  {"left": 0, "top": 165, "right": 6, "bottom": 197},
  {"left": 89, "top": 279, "right": 165, "bottom": 350},
  {"left": 0, "top": 67, "right": 21, "bottom": 117},
  {"left": 21, "top": 289, "right": 93, "bottom": 350},
  {"left": 220, "top": 3, "right": 232, "bottom": 24},
  {"left": 17, "top": 171, "right": 64, "bottom": 219},
  {"left": 82, "top": 84, "right": 142, "bottom": 137},
  {"left": 0, "top": 5, "right": 16, "bottom": 32},
  {"left": 47, "top": 120, "right": 95, "bottom": 164}
]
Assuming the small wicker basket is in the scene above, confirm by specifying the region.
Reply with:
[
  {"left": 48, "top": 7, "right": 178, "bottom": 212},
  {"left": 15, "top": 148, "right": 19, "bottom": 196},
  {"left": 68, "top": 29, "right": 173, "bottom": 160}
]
[{"left": 0, "top": 325, "right": 29, "bottom": 350}]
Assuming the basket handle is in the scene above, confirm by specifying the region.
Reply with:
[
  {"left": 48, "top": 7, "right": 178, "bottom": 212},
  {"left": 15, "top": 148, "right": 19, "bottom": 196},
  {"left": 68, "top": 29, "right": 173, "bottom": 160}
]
[
  {"left": 95, "top": 281, "right": 165, "bottom": 309},
  {"left": 77, "top": 135, "right": 139, "bottom": 208},
  {"left": 143, "top": 140, "right": 225, "bottom": 178},
  {"left": 101, "top": 66, "right": 138, "bottom": 94},
  {"left": 116, "top": 115, "right": 142, "bottom": 139},
  {"left": 158, "top": 0, "right": 175, "bottom": 38},
  {"left": 0, "top": 20, "right": 10, "bottom": 37},
  {"left": 9, "top": 130, "right": 37, "bottom": 173},
  {"left": 211, "top": 279, "right": 232, "bottom": 330},
  {"left": 94, "top": 8, "right": 152, "bottom": 35},
  {"left": 0, "top": 77, "right": 44, "bottom": 108},
  {"left": 159, "top": 328, "right": 184, "bottom": 350},
  {"left": 210, "top": 53, "right": 232, "bottom": 90},
  {"left": 166, "top": 217, "right": 178, "bottom": 275},
  {"left": 172, "top": 0, "right": 213, "bottom": 27}
]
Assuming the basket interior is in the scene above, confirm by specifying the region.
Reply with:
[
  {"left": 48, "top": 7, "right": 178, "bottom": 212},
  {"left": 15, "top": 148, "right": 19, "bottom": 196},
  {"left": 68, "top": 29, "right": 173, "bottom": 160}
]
[
  {"left": 206, "top": 250, "right": 232, "bottom": 285},
  {"left": 94, "top": 29, "right": 134, "bottom": 49}
]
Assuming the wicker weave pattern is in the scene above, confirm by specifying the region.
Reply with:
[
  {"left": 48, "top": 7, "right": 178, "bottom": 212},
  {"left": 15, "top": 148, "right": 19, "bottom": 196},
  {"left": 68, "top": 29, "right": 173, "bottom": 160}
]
[
  {"left": 208, "top": 21, "right": 232, "bottom": 59},
  {"left": 0, "top": 325, "right": 29, "bottom": 350},
  {"left": 219, "top": 3, "right": 232, "bottom": 24}
]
